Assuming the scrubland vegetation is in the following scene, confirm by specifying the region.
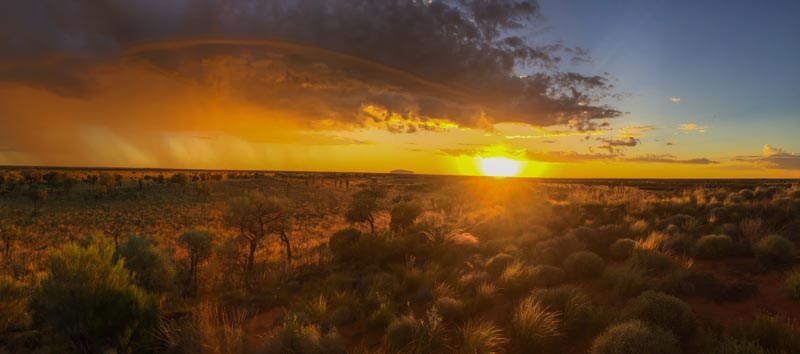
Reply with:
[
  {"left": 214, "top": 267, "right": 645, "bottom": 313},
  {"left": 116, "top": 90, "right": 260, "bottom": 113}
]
[{"left": 1, "top": 168, "right": 800, "bottom": 353}]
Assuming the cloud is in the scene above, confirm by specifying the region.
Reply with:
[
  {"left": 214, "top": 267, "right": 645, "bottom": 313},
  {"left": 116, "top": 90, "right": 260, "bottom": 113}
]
[
  {"left": 0, "top": 0, "right": 621, "bottom": 134},
  {"left": 622, "top": 154, "right": 718, "bottom": 165},
  {"left": 526, "top": 150, "right": 615, "bottom": 163},
  {"left": 679, "top": 123, "right": 708, "bottom": 133},
  {"left": 618, "top": 125, "right": 657, "bottom": 137},
  {"left": 740, "top": 145, "right": 800, "bottom": 170},
  {"left": 594, "top": 136, "right": 640, "bottom": 153},
  {"left": 670, "top": 97, "right": 681, "bottom": 103}
]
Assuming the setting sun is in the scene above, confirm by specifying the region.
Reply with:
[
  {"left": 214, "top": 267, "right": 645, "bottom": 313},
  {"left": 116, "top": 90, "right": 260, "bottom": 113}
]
[{"left": 480, "top": 157, "right": 521, "bottom": 177}]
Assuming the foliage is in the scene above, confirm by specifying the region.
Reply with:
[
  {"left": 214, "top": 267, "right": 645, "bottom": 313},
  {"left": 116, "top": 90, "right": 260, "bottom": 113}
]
[
  {"left": 390, "top": 201, "right": 422, "bottom": 237},
  {"left": 562, "top": 251, "right": 605, "bottom": 279},
  {"left": 346, "top": 188, "right": 383, "bottom": 234},
  {"left": 0, "top": 275, "right": 31, "bottom": 332},
  {"left": 114, "top": 234, "right": 176, "bottom": 293},
  {"left": 459, "top": 320, "right": 507, "bottom": 354},
  {"left": 609, "top": 238, "right": 636, "bottom": 260},
  {"left": 589, "top": 320, "right": 680, "bottom": 354},
  {"left": 329, "top": 228, "right": 363, "bottom": 263},
  {"left": 693, "top": 234, "right": 734, "bottom": 259},
  {"left": 511, "top": 296, "right": 561, "bottom": 352},
  {"left": 754, "top": 235, "right": 795, "bottom": 269},
  {"left": 621, "top": 290, "right": 695, "bottom": 338},
  {"left": 31, "top": 243, "right": 159, "bottom": 353},
  {"left": 785, "top": 269, "right": 800, "bottom": 300}
]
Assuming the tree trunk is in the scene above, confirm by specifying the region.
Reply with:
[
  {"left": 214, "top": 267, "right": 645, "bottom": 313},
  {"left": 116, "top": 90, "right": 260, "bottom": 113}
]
[
  {"left": 280, "top": 230, "right": 292, "bottom": 263},
  {"left": 247, "top": 240, "right": 257, "bottom": 273},
  {"left": 368, "top": 216, "right": 375, "bottom": 234}
]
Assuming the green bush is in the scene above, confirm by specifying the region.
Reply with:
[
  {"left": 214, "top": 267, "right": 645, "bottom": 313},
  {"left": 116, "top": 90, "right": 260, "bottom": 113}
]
[
  {"left": 530, "top": 286, "right": 602, "bottom": 336},
  {"left": 728, "top": 314, "right": 800, "bottom": 353},
  {"left": 563, "top": 251, "right": 605, "bottom": 279},
  {"left": 528, "top": 265, "right": 566, "bottom": 288},
  {"left": 114, "top": 234, "right": 176, "bottom": 293},
  {"left": 511, "top": 296, "right": 561, "bottom": 352},
  {"left": 627, "top": 249, "right": 678, "bottom": 275},
  {"left": 705, "top": 336, "right": 769, "bottom": 354},
  {"left": 486, "top": 253, "right": 514, "bottom": 276},
  {"left": 367, "top": 302, "right": 397, "bottom": 330},
  {"left": 32, "top": 244, "right": 159, "bottom": 353},
  {"left": 261, "top": 315, "right": 345, "bottom": 354},
  {"left": 609, "top": 238, "right": 636, "bottom": 260},
  {"left": 329, "top": 228, "right": 363, "bottom": 263},
  {"left": 785, "top": 269, "right": 800, "bottom": 300},
  {"left": 434, "top": 296, "right": 465, "bottom": 322},
  {"left": 603, "top": 267, "right": 649, "bottom": 299},
  {"left": 622, "top": 290, "right": 695, "bottom": 338},
  {"left": 459, "top": 320, "right": 507, "bottom": 354},
  {"left": 693, "top": 234, "right": 734, "bottom": 259},
  {"left": 0, "top": 275, "right": 31, "bottom": 332},
  {"left": 754, "top": 235, "right": 795, "bottom": 269},
  {"left": 589, "top": 320, "right": 680, "bottom": 354}
]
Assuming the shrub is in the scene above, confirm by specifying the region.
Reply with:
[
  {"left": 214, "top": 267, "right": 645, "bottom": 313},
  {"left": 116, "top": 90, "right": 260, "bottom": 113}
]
[
  {"left": 486, "top": 253, "right": 514, "bottom": 276},
  {"left": 367, "top": 303, "right": 397, "bottom": 330},
  {"left": 693, "top": 234, "right": 734, "bottom": 259},
  {"left": 705, "top": 336, "right": 769, "bottom": 354},
  {"left": 533, "top": 234, "right": 585, "bottom": 266},
  {"left": 329, "top": 228, "right": 362, "bottom": 263},
  {"left": 434, "top": 296, "right": 465, "bottom": 322},
  {"left": 32, "top": 244, "right": 159, "bottom": 353},
  {"left": 785, "top": 269, "right": 800, "bottom": 300},
  {"left": 385, "top": 316, "right": 421, "bottom": 352},
  {"left": 459, "top": 321, "right": 507, "bottom": 354},
  {"left": 0, "top": 275, "right": 31, "bottom": 332},
  {"left": 385, "top": 309, "right": 444, "bottom": 354},
  {"left": 563, "top": 251, "right": 605, "bottom": 279},
  {"left": 530, "top": 286, "right": 599, "bottom": 336},
  {"left": 622, "top": 290, "right": 695, "bottom": 338},
  {"left": 114, "top": 235, "right": 176, "bottom": 293},
  {"left": 474, "top": 282, "right": 498, "bottom": 309},
  {"left": 609, "top": 238, "right": 636, "bottom": 260},
  {"left": 754, "top": 235, "right": 795, "bottom": 269},
  {"left": 511, "top": 296, "right": 561, "bottom": 351},
  {"left": 528, "top": 265, "right": 566, "bottom": 288},
  {"left": 627, "top": 249, "right": 678, "bottom": 275},
  {"left": 728, "top": 314, "right": 800, "bottom": 353},
  {"left": 603, "top": 267, "right": 649, "bottom": 299},
  {"left": 589, "top": 320, "right": 680, "bottom": 354},
  {"left": 261, "top": 315, "right": 345, "bottom": 354},
  {"left": 498, "top": 261, "right": 535, "bottom": 296}
]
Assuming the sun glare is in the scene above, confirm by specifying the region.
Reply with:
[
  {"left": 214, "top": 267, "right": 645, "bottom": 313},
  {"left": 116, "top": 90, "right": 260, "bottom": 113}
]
[{"left": 479, "top": 157, "right": 521, "bottom": 177}]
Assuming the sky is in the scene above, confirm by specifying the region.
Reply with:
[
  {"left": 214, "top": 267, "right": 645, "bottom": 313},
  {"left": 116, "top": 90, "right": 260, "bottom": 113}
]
[{"left": 0, "top": 0, "right": 797, "bottom": 178}]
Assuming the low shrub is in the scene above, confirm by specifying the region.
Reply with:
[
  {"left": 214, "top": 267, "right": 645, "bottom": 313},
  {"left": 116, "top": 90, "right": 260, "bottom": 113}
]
[
  {"left": 459, "top": 320, "right": 507, "bottom": 354},
  {"left": 366, "top": 302, "right": 396, "bottom": 330},
  {"left": 434, "top": 296, "right": 466, "bottom": 322},
  {"left": 704, "top": 336, "right": 769, "bottom": 354},
  {"left": 114, "top": 234, "right": 176, "bottom": 293},
  {"left": 563, "top": 251, "right": 605, "bottom": 279},
  {"left": 525, "top": 265, "right": 564, "bottom": 288},
  {"left": 626, "top": 249, "right": 678, "bottom": 275},
  {"left": 31, "top": 244, "right": 159, "bottom": 353},
  {"left": 609, "top": 238, "right": 636, "bottom": 260},
  {"left": 329, "top": 228, "right": 362, "bottom": 263},
  {"left": 622, "top": 290, "right": 695, "bottom": 338},
  {"left": 694, "top": 234, "right": 734, "bottom": 259},
  {"left": 530, "top": 286, "right": 603, "bottom": 336},
  {"left": 785, "top": 269, "right": 800, "bottom": 300},
  {"left": 0, "top": 275, "right": 31, "bottom": 332},
  {"left": 728, "top": 314, "right": 800, "bottom": 353},
  {"left": 754, "top": 235, "right": 795, "bottom": 269},
  {"left": 261, "top": 315, "right": 345, "bottom": 354},
  {"left": 511, "top": 296, "right": 562, "bottom": 352},
  {"left": 589, "top": 320, "right": 680, "bottom": 354},
  {"left": 603, "top": 266, "right": 649, "bottom": 299},
  {"left": 486, "top": 253, "right": 514, "bottom": 276}
]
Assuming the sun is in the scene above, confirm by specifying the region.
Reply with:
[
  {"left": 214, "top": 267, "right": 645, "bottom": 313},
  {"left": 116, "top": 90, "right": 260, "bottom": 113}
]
[{"left": 479, "top": 157, "right": 521, "bottom": 177}]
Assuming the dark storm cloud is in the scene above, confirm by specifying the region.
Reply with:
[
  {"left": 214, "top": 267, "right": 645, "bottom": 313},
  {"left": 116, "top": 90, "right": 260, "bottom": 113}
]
[{"left": 0, "top": 0, "right": 620, "bottom": 130}]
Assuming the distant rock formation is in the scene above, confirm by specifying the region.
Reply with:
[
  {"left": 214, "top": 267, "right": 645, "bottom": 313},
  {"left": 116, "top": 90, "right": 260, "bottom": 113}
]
[{"left": 390, "top": 169, "right": 414, "bottom": 175}]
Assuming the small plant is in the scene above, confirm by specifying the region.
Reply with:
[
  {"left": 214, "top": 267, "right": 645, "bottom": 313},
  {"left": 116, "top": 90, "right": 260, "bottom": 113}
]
[
  {"left": 563, "top": 251, "right": 605, "bottom": 279},
  {"left": 486, "top": 253, "right": 514, "bottom": 276},
  {"left": 459, "top": 320, "right": 507, "bottom": 354},
  {"left": 693, "top": 234, "right": 734, "bottom": 259},
  {"left": 329, "top": 228, "right": 363, "bottom": 263},
  {"left": 529, "top": 265, "right": 566, "bottom": 288},
  {"left": 0, "top": 275, "right": 31, "bottom": 332},
  {"left": 434, "top": 296, "right": 466, "bottom": 322},
  {"left": 626, "top": 249, "right": 678, "bottom": 275},
  {"left": 727, "top": 314, "right": 800, "bottom": 353},
  {"left": 785, "top": 269, "right": 800, "bottom": 300},
  {"left": 511, "top": 296, "right": 562, "bottom": 352},
  {"left": 622, "top": 290, "right": 695, "bottom": 338},
  {"left": 754, "top": 235, "right": 795, "bottom": 269},
  {"left": 589, "top": 320, "right": 680, "bottom": 354},
  {"left": 609, "top": 238, "right": 636, "bottom": 260},
  {"left": 261, "top": 315, "right": 345, "bottom": 354}
]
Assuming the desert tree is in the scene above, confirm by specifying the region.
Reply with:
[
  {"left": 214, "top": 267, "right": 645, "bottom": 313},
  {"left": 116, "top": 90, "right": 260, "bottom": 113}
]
[
  {"left": 390, "top": 200, "right": 422, "bottom": 237},
  {"left": 114, "top": 235, "right": 176, "bottom": 294},
  {"left": 346, "top": 187, "right": 384, "bottom": 234},
  {"left": 225, "top": 191, "right": 293, "bottom": 271},
  {"left": 178, "top": 230, "right": 214, "bottom": 296},
  {"left": 28, "top": 186, "right": 48, "bottom": 214}
]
